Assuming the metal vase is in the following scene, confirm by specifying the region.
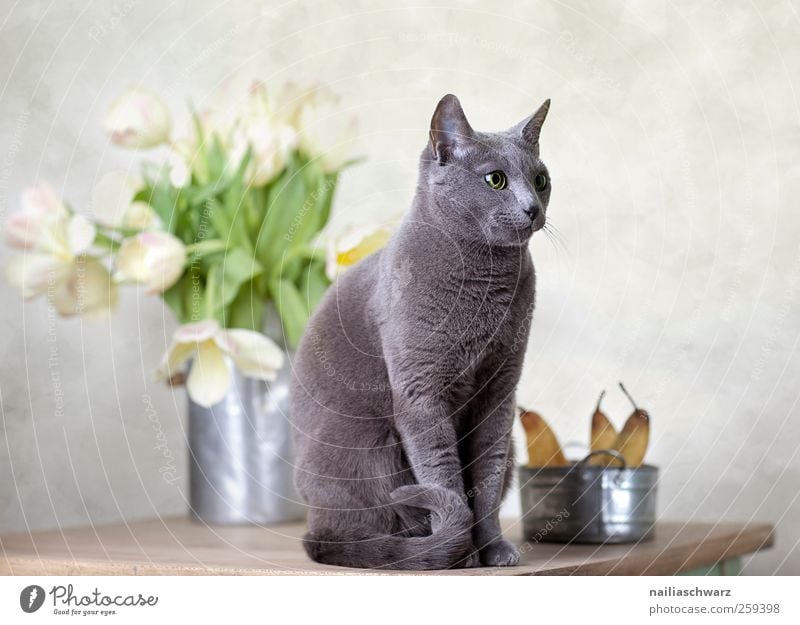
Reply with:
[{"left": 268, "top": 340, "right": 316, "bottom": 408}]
[{"left": 187, "top": 353, "right": 303, "bottom": 525}]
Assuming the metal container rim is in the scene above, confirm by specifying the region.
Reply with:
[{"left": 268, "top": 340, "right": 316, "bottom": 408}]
[{"left": 518, "top": 463, "right": 659, "bottom": 479}]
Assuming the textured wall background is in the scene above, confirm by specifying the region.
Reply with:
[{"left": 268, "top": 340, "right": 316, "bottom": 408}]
[{"left": 1, "top": 0, "right": 798, "bottom": 573}]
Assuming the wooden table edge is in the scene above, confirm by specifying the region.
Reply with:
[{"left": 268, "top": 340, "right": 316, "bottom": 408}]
[
  {"left": 0, "top": 522, "right": 775, "bottom": 577},
  {"left": 523, "top": 523, "right": 775, "bottom": 576}
]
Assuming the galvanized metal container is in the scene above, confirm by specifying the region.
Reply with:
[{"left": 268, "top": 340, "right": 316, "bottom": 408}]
[
  {"left": 518, "top": 450, "right": 658, "bottom": 544},
  {"left": 188, "top": 354, "right": 304, "bottom": 525}
]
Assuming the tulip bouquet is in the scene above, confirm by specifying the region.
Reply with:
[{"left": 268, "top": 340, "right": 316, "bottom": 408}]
[{"left": 4, "top": 81, "right": 361, "bottom": 407}]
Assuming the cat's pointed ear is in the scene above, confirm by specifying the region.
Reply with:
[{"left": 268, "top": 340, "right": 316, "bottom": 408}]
[
  {"left": 517, "top": 99, "right": 551, "bottom": 146},
  {"left": 428, "top": 94, "right": 475, "bottom": 163}
]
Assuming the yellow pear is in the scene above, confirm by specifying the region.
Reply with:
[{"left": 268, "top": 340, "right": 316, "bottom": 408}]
[
  {"left": 519, "top": 409, "right": 568, "bottom": 468},
  {"left": 590, "top": 390, "right": 617, "bottom": 450},
  {"left": 610, "top": 383, "right": 650, "bottom": 467},
  {"left": 588, "top": 390, "right": 619, "bottom": 466}
]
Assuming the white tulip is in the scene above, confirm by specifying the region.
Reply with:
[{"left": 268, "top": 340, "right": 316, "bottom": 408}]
[
  {"left": 50, "top": 256, "right": 118, "bottom": 316},
  {"left": 114, "top": 231, "right": 187, "bottom": 294},
  {"left": 229, "top": 81, "right": 298, "bottom": 186},
  {"left": 166, "top": 150, "right": 191, "bottom": 188},
  {"left": 91, "top": 171, "right": 158, "bottom": 230},
  {"left": 125, "top": 201, "right": 160, "bottom": 230},
  {"left": 231, "top": 120, "right": 297, "bottom": 186},
  {"left": 4, "top": 183, "right": 67, "bottom": 249},
  {"left": 155, "top": 319, "right": 284, "bottom": 407},
  {"left": 293, "top": 84, "right": 356, "bottom": 172},
  {"left": 104, "top": 87, "right": 171, "bottom": 149},
  {"left": 4, "top": 187, "right": 114, "bottom": 316},
  {"left": 325, "top": 223, "right": 393, "bottom": 280}
]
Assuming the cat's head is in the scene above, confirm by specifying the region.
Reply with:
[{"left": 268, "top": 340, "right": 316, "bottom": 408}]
[{"left": 420, "top": 94, "right": 551, "bottom": 247}]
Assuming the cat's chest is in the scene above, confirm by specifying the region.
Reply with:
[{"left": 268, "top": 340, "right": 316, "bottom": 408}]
[{"left": 425, "top": 259, "right": 535, "bottom": 359}]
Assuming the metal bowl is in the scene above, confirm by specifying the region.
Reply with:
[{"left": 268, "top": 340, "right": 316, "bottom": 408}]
[{"left": 518, "top": 450, "right": 658, "bottom": 544}]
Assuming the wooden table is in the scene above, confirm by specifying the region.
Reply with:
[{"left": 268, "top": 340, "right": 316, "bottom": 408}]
[{"left": 0, "top": 518, "right": 773, "bottom": 576}]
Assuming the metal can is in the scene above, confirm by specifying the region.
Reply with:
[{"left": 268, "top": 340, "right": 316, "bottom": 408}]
[{"left": 518, "top": 450, "right": 658, "bottom": 544}]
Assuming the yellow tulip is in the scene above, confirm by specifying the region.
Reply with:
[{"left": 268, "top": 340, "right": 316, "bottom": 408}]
[{"left": 326, "top": 224, "right": 392, "bottom": 280}]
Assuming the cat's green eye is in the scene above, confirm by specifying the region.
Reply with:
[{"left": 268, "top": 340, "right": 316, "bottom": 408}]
[
  {"left": 484, "top": 171, "right": 507, "bottom": 190},
  {"left": 533, "top": 173, "right": 548, "bottom": 192}
]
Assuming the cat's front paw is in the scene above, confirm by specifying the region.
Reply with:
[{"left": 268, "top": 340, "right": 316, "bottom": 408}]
[{"left": 480, "top": 538, "right": 520, "bottom": 567}]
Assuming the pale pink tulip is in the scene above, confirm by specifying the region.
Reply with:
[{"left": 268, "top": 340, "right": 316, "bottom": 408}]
[
  {"left": 4, "top": 183, "right": 67, "bottom": 249},
  {"left": 104, "top": 87, "right": 171, "bottom": 149},
  {"left": 4, "top": 188, "right": 114, "bottom": 315}
]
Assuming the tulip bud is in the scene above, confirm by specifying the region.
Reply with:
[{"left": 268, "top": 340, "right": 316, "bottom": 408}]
[
  {"left": 115, "top": 231, "right": 186, "bottom": 293},
  {"left": 104, "top": 88, "right": 171, "bottom": 149},
  {"left": 91, "top": 170, "right": 158, "bottom": 230}
]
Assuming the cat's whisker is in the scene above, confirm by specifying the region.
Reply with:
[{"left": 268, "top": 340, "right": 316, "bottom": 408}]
[
  {"left": 547, "top": 223, "right": 569, "bottom": 251},
  {"left": 542, "top": 223, "right": 570, "bottom": 258}
]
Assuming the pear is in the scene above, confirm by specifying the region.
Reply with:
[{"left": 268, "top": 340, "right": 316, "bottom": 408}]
[
  {"left": 589, "top": 390, "right": 617, "bottom": 451},
  {"left": 519, "top": 408, "right": 568, "bottom": 468},
  {"left": 610, "top": 383, "right": 650, "bottom": 467},
  {"left": 588, "top": 390, "right": 619, "bottom": 466}
]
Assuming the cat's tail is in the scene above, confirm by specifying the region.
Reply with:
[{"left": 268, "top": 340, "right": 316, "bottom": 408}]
[{"left": 302, "top": 484, "right": 474, "bottom": 570}]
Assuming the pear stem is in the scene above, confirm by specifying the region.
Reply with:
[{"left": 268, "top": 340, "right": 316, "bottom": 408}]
[
  {"left": 595, "top": 390, "right": 606, "bottom": 411},
  {"left": 619, "top": 382, "right": 638, "bottom": 410}
]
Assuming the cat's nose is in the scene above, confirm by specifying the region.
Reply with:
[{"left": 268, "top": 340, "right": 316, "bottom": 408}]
[{"left": 523, "top": 204, "right": 540, "bottom": 220}]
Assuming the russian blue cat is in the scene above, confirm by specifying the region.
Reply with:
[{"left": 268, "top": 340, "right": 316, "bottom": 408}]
[{"left": 291, "top": 94, "right": 551, "bottom": 569}]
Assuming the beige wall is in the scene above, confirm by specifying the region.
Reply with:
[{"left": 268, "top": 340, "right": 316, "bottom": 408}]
[{"left": 1, "top": 0, "right": 798, "bottom": 573}]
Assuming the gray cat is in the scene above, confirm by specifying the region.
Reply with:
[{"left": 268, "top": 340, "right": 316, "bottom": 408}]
[{"left": 291, "top": 94, "right": 551, "bottom": 569}]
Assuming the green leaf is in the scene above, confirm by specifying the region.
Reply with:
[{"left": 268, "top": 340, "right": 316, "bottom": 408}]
[
  {"left": 137, "top": 183, "right": 179, "bottom": 232},
  {"left": 206, "top": 134, "right": 228, "bottom": 182},
  {"left": 228, "top": 282, "right": 265, "bottom": 331},
  {"left": 163, "top": 271, "right": 201, "bottom": 324},
  {"left": 163, "top": 278, "right": 186, "bottom": 322},
  {"left": 256, "top": 157, "right": 307, "bottom": 279},
  {"left": 314, "top": 171, "right": 338, "bottom": 233},
  {"left": 283, "top": 161, "right": 324, "bottom": 249},
  {"left": 244, "top": 186, "right": 264, "bottom": 237},
  {"left": 185, "top": 239, "right": 227, "bottom": 258},
  {"left": 299, "top": 259, "right": 330, "bottom": 316},
  {"left": 222, "top": 151, "right": 254, "bottom": 254},
  {"left": 205, "top": 248, "right": 263, "bottom": 323},
  {"left": 270, "top": 278, "right": 308, "bottom": 349},
  {"left": 184, "top": 179, "right": 231, "bottom": 208},
  {"left": 222, "top": 249, "right": 263, "bottom": 305},
  {"left": 204, "top": 266, "right": 222, "bottom": 323},
  {"left": 204, "top": 198, "right": 234, "bottom": 244}
]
